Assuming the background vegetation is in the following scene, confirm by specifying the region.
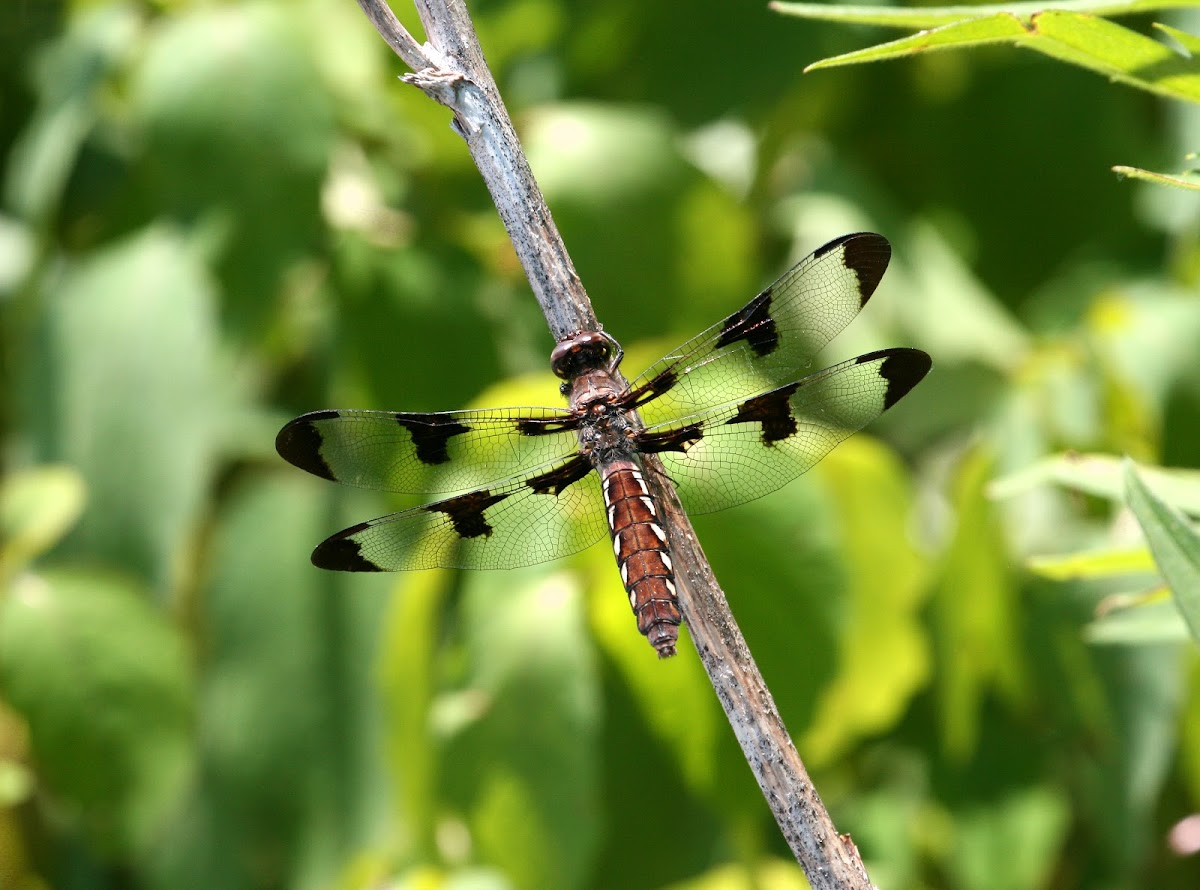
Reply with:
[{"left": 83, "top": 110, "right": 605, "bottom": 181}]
[{"left": 3, "top": 0, "right": 1200, "bottom": 888}]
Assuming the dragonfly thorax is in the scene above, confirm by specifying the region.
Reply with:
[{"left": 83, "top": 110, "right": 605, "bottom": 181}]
[{"left": 577, "top": 396, "right": 637, "bottom": 464}]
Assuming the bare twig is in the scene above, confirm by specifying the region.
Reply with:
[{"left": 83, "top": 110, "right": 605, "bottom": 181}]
[{"left": 354, "top": 1, "right": 874, "bottom": 886}]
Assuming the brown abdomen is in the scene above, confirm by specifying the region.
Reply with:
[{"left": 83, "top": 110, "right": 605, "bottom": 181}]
[{"left": 601, "top": 459, "right": 681, "bottom": 658}]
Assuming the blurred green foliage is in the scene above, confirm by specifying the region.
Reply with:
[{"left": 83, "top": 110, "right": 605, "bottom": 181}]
[{"left": 2, "top": 1, "right": 1200, "bottom": 888}]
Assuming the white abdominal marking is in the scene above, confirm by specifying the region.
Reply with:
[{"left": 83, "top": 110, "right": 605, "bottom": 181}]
[{"left": 631, "top": 471, "right": 648, "bottom": 495}]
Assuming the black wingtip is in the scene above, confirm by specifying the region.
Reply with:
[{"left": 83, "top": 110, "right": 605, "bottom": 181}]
[
  {"left": 839, "top": 233, "right": 892, "bottom": 307},
  {"left": 873, "top": 347, "right": 932, "bottom": 409},
  {"left": 312, "top": 523, "right": 384, "bottom": 572},
  {"left": 276, "top": 411, "right": 339, "bottom": 480}
]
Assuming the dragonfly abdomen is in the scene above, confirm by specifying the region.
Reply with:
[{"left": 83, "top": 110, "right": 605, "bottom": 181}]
[{"left": 601, "top": 460, "right": 682, "bottom": 658}]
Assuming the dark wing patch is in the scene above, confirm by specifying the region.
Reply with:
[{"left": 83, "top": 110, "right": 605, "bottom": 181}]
[
  {"left": 817, "top": 229, "right": 890, "bottom": 306},
  {"left": 275, "top": 411, "right": 338, "bottom": 480},
  {"left": 871, "top": 348, "right": 932, "bottom": 408},
  {"left": 637, "top": 423, "right": 704, "bottom": 455},
  {"left": 526, "top": 455, "right": 593, "bottom": 495},
  {"left": 394, "top": 413, "right": 471, "bottom": 465},
  {"left": 725, "top": 383, "right": 802, "bottom": 446},
  {"left": 639, "top": 348, "right": 930, "bottom": 515},
  {"left": 714, "top": 293, "right": 778, "bottom": 357},
  {"left": 428, "top": 489, "right": 509, "bottom": 539},
  {"left": 626, "top": 232, "right": 893, "bottom": 427},
  {"left": 276, "top": 407, "right": 580, "bottom": 495},
  {"left": 312, "top": 524, "right": 384, "bottom": 571},
  {"left": 307, "top": 458, "right": 608, "bottom": 572}
]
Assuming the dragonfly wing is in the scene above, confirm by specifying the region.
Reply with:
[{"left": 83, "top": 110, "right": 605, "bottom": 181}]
[
  {"left": 627, "top": 232, "right": 892, "bottom": 427},
  {"left": 311, "top": 455, "right": 609, "bottom": 571},
  {"left": 639, "top": 348, "right": 930, "bottom": 514},
  {"left": 276, "top": 406, "right": 580, "bottom": 494}
]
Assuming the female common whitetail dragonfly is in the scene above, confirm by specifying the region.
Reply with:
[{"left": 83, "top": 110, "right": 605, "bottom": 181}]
[{"left": 277, "top": 232, "right": 930, "bottom": 658}]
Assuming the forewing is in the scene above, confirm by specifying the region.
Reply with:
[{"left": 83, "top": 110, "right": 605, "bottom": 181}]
[
  {"left": 276, "top": 407, "right": 580, "bottom": 494},
  {"left": 640, "top": 348, "right": 931, "bottom": 514},
  {"left": 310, "top": 455, "right": 609, "bottom": 571},
  {"left": 628, "top": 232, "right": 891, "bottom": 426}
]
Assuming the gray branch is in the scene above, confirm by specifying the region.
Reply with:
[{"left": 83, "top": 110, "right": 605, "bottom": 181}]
[{"left": 353, "top": 2, "right": 874, "bottom": 886}]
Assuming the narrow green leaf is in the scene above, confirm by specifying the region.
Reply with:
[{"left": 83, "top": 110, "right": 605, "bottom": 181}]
[
  {"left": 931, "top": 446, "right": 1025, "bottom": 760},
  {"left": 1123, "top": 460, "right": 1200, "bottom": 645},
  {"left": 1156, "top": 21, "right": 1200, "bottom": 54},
  {"left": 1113, "top": 164, "right": 1200, "bottom": 191},
  {"left": 1085, "top": 598, "right": 1191, "bottom": 645},
  {"left": 774, "top": 0, "right": 1200, "bottom": 30},
  {"left": 805, "top": 14, "right": 1030, "bottom": 72},
  {"left": 1028, "top": 546, "right": 1156, "bottom": 580}
]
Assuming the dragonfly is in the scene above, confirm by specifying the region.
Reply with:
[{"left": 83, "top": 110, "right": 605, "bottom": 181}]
[{"left": 277, "top": 232, "right": 931, "bottom": 658}]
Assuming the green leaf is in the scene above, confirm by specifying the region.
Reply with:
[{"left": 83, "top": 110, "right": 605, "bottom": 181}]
[
  {"left": 931, "top": 445, "right": 1026, "bottom": 760},
  {"left": 992, "top": 452, "right": 1200, "bottom": 516},
  {"left": 28, "top": 226, "right": 222, "bottom": 591},
  {"left": 805, "top": 13, "right": 1030, "bottom": 71},
  {"left": 0, "top": 569, "right": 194, "bottom": 854},
  {"left": 1123, "top": 460, "right": 1200, "bottom": 644}
]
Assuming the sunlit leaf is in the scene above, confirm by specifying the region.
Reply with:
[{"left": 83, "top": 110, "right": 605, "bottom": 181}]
[
  {"left": 793, "top": 3, "right": 1200, "bottom": 104},
  {"left": 802, "top": 436, "right": 931, "bottom": 765},
  {"left": 0, "top": 465, "right": 85, "bottom": 580}
]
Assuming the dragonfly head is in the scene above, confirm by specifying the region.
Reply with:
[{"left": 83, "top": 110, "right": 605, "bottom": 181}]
[{"left": 551, "top": 330, "right": 619, "bottom": 380}]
